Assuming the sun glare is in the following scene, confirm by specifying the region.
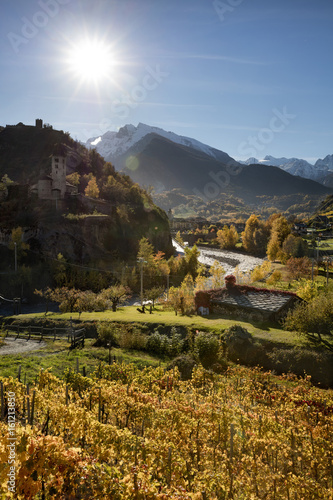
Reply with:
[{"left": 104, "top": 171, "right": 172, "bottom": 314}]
[{"left": 67, "top": 38, "right": 114, "bottom": 84}]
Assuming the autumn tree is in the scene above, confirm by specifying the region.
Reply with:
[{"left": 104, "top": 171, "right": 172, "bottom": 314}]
[
  {"left": 242, "top": 215, "right": 268, "bottom": 255},
  {"left": 9, "top": 227, "right": 30, "bottom": 262},
  {"left": 267, "top": 232, "right": 281, "bottom": 262},
  {"left": 284, "top": 288, "right": 333, "bottom": 351},
  {"left": 286, "top": 257, "right": 312, "bottom": 280},
  {"left": 37, "top": 287, "right": 82, "bottom": 313},
  {"left": 145, "top": 286, "right": 164, "bottom": 307},
  {"left": 210, "top": 261, "right": 226, "bottom": 289},
  {"left": 0, "top": 174, "right": 13, "bottom": 197},
  {"left": 194, "top": 274, "right": 209, "bottom": 292},
  {"left": 175, "top": 231, "right": 184, "bottom": 247},
  {"left": 137, "top": 237, "right": 155, "bottom": 264},
  {"left": 296, "top": 279, "right": 320, "bottom": 302},
  {"left": 282, "top": 234, "right": 308, "bottom": 259},
  {"left": 266, "top": 270, "right": 282, "bottom": 286},
  {"left": 84, "top": 176, "right": 100, "bottom": 198},
  {"left": 34, "top": 287, "right": 54, "bottom": 314},
  {"left": 184, "top": 245, "right": 200, "bottom": 279},
  {"left": 251, "top": 261, "right": 272, "bottom": 283},
  {"left": 66, "top": 172, "right": 80, "bottom": 187},
  {"left": 216, "top": 225, "right": 238, "bottom": 250},
  {"left": 167, "top": 275, "right": 195, "bottom": 316},
  {"left": 100, "top": 285, "right": 131, "bottom": 312},
  {"left": 271, "top": 216, "right": 291, "bottom": 246}
]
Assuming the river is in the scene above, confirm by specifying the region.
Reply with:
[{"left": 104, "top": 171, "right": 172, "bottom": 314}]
[{"left": 172, "top": 239, "right": 264, "bottom": 276}]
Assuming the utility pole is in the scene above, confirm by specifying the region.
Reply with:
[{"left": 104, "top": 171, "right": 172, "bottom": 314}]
[
  {"left": 316, "top": 237, "right": 320, "bottom": 263},
  {"left": 14, "top": 242, "right": 17, "bottom": 272},
  {"left": 324, "top": 257, "right": 330, "bottom": 285},
  {"left": 137, "top": 258, "right": 146, "bottom": 306},
  {"left": 166, "top": 273, "right": 170, "bottom": 300}
]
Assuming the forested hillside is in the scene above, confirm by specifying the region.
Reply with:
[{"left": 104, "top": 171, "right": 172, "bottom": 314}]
[{"left": 0, "top": 124, "right": 173, "bottom": 295}]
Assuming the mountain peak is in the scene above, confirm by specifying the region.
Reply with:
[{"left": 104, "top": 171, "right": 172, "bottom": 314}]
[
  {"left": 240, "top": 154, "right": 333, "bottom": 184},
  {"left": 86, "top": 123, "right": 237, "bottom": 166}
]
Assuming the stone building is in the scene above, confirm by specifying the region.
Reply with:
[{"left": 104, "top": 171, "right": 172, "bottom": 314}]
[
  {"left": 196, "top": 276, "right": 303, "bottom": 323},
  {"left": 31, "top": 146, "right": 77, "bottom": 200}
]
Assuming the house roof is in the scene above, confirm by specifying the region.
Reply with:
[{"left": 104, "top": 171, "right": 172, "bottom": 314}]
[{"left": 211, "top": 289, "right": 296, "bottom": 313}]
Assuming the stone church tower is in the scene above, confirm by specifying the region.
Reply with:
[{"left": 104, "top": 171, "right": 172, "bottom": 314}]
[{"left": 51, "top": 154, "right": 67, "bottom": 199}]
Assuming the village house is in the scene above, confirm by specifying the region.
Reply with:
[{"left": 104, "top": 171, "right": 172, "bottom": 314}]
[{"left": 195, "top": 275, "right": 302, "bottom": 323}]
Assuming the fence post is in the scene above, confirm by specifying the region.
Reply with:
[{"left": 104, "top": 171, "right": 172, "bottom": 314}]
[
  {"left": 0, "top": 381, "right": 4, "bottom": 421},
  {"left": 98, "top": 388, "right": 102, "bottom": 423},
  {"left": 230, "top": 423, "right": 234, "bottom": 460},
  {"left": 30, "top": 391, "right": 35, "bottom": 426}
]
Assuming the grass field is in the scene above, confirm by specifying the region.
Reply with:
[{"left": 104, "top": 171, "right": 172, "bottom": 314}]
[
  {"left": 0, "top": 304, "right": 310, "bottom": 386},
  {"left": 0, "top": 337, "right": 164, "bottom": 383},
  {"left": 9, "top": 305, "right": 306, "bottom": 347}
]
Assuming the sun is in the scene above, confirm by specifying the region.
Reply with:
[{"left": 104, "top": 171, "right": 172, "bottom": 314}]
[{"left": 66, "top": 38, "right": 114, "bottom": 84}]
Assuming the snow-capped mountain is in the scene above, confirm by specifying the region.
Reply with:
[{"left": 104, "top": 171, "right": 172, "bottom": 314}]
[
  {"left": 240, "top": 154, "right": 333, "bottom": 184},
  {"left": 315, "top": 154, "right": 333, "bottom": 171},
  {"left": 86, "top": 122, "right": 235, "bottom": 166},
  {"left": 86, "top": 124, "right": 333, "bottom": 187}
]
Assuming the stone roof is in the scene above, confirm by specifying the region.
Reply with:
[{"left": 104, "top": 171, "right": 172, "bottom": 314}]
[{"left": 211, "top": 289, "right": 296, "bottom": 313}]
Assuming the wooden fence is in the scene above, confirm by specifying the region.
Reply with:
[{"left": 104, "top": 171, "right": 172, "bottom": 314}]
[
  {"left": 3, "top": 325, "right": 85, "bottom": 348},
  {"left": 70, "top": 328, "right": 85, "bottom": 349},
  {"left": 4, "top": 325, "right": 69, "bottom": 342}
]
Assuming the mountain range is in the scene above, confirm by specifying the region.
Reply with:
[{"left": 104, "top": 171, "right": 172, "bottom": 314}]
[
  {"left": 87, "top": 123, "right": 236, "bottom": 167},
  {"left": 239, "top": 155, "right": 333, "bottom": 186},
  {"left": 86, "top": 124, "right": 333, "bottom": 215},
  {"left": 86, "top": 124, "right": 333, "bottom": 187}
]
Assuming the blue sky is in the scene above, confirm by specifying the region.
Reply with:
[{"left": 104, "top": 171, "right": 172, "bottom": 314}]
[{"left": 1, "top": 0, "right": 333, "bottom": 162}]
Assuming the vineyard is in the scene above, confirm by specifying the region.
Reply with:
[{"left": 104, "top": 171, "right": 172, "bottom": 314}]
[{"left": 0, "top": 362, "right": 333, "bottom": 499}]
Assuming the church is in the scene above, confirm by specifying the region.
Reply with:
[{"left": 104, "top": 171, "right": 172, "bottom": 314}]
[{"left": 31, "top": 145, "right": 77, "bottom": 200}]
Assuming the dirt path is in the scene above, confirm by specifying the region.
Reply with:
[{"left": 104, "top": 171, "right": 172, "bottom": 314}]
[{"left": 0, "top": 338, "right": 46, "bottom": 355}]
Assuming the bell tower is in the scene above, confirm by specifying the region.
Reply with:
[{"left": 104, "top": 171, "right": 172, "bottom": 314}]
[{"left": 51, "top": 154, "right": 67, "bottom": 198}]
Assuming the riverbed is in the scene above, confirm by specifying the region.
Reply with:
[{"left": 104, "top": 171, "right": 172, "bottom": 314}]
[{"left": 172, "top": 240, "right": 264, "bottom": 275}]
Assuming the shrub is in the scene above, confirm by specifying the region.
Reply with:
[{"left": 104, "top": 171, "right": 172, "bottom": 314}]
[
  {"left": 167, "top": 355, "right": 197, "bottom": 380},
  {"left": 96, "top": 322, "right": 119, "bottom": 347},
  {"left": 116, "top": 325, "right": 147, "bottom": 350},
  {"left": 146, "top": 328, "right": 184, "bottom": 357},
  {"left": 223, "top": 325, "right": 254, "bottom": 363},
  {"left": 146, "top": 331, "right": 165, "bottom": 355},
  {"left": 194, "top": 332, "right": 220, "bottom": 368},
  {"left": 266, "top": 270, "right": 282, "bottom": 286},
  {"left": 267, "top": 348, "right": 333, "bottom": 387},
  {"left": 63, "top": 368, "right": 93, "bottom": 392},
  {"left": 211, "top": 358, "right": 229, "bottom": 374}
]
